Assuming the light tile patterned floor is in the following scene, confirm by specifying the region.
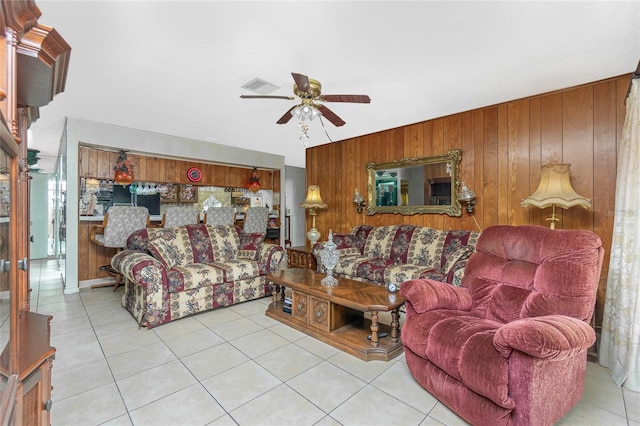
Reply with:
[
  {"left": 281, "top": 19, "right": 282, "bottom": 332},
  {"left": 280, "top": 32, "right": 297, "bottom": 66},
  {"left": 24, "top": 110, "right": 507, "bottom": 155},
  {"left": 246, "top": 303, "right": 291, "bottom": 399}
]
[{"left": 9, "top": 259, "right": 637, "bottom": 425}]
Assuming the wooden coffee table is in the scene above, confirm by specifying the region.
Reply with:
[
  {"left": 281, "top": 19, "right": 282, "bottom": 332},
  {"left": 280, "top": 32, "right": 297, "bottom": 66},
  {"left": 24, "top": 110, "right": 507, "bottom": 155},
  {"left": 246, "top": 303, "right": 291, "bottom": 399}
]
[{"left": 266, "top": 268, "right": 405, "bottom": 361}]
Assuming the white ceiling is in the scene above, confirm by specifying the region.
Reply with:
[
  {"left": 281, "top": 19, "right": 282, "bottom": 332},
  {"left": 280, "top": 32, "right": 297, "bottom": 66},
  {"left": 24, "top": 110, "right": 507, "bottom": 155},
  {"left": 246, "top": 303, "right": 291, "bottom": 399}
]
[{"left": 28, "top": 1, "right": 640, "bottom": 174}]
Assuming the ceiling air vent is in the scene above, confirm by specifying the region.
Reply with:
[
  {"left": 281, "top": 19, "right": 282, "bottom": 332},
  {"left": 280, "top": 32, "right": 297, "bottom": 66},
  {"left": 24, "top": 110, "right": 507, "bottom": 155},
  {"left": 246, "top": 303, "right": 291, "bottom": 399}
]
[{"left": 241, "top": 78, "right": 280, "bottom": 95}]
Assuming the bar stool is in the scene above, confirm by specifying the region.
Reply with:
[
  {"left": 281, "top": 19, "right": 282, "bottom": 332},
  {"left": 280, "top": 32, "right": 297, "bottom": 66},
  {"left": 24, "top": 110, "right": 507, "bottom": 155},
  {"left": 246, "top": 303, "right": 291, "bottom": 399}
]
[{"left": 90, "top": 206, "right": 149, "bottom": 290}]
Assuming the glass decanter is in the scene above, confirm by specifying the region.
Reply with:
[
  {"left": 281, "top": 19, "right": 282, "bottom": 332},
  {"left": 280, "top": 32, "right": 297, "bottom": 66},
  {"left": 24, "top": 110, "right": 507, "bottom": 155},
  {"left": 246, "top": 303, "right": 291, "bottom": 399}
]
[{"left": 320, "top": 229, "right": 339, "bottom": 287}]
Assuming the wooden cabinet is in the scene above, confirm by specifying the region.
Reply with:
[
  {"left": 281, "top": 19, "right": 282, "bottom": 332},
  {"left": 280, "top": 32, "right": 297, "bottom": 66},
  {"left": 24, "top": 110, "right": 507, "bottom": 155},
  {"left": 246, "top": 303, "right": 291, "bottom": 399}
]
[
  {"left": 286, "top": 246, "right": 317, "bottom": 270},
  {"left": 1, "top": 2, "right": 70, "bottom": 424}
]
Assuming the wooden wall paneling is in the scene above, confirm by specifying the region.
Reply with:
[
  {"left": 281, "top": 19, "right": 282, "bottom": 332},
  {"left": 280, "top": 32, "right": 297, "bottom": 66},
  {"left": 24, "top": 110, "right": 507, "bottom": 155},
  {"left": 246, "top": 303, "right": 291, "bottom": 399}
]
[
  {"left": 507, "top": 99, "right": 531, "bottom": 226},
  {"left": 77, "top": 222, "right": 91, "bottom": 280},
  {"left": 429, "top": 119, "right": 445, "bottom": 230},
  {"left": 405, "top": 125, "right": 422, "bottom": 226},
  {"left": 78, "top": 146, "right": 89, "bottom": 177},
  {"left": 273, "top": 169, "right": 281, "bottom": 192},
  {"left": 526, "top": 98, "right": 543, "bottom": 227},
  {"left": 304, "top": 75, "right": 627, "bottom": 332},
  {"left": 136, "top": 155, "right": 147, "bottom": 181},
  {"left": 481, "top": 107, "right": 498, "bottom": 228},
  {"left": 442, "top": 115, "right": 462, "bottom": 230},
  {"left": 342, "top": 139, "right": 356, "bottom": 231},
  {"left": 472, "top": 110, "right": 485, "bottom": 231},
  {"left": 421, "top": 121, "right": 434, "bottom": 228},
  {"left": 87, "top": 146, "right": 98, "bottom": 177},
  {"left": 165, "top": 157, "right": 179, "bottom": 183},
  {"left": 200, "top": 163, "right": 213, "bottom": 185},
  {"left": 460, "top": 111, "right": 476, "bottom": 231},
  {"left": 496, "top": 104, "right": 510, "bottom": 225},
  {"left": 228, "top": 165, "right": 246, "bottom": 188},
  {"left": 210, "top": 164, "right": 229, "bottom": 187},
  {"left": 144, "top": 156, "right": 159, "bottom": 182},
  {"left": 96, "top": 149, "right": 111, "bottom": 179},
  {"left": 562, "top": 85, "right": 594, "bottom": 230},
  {"left": 261, "top": 169, "right": 273, "bottom": 190}
]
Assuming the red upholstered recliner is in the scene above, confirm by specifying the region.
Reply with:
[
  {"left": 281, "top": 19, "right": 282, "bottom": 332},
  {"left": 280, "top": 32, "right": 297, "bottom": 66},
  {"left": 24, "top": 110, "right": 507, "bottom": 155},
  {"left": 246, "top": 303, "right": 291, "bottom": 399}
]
[{"left": 400, "top": 225, "right": 604, "bottom": 426}]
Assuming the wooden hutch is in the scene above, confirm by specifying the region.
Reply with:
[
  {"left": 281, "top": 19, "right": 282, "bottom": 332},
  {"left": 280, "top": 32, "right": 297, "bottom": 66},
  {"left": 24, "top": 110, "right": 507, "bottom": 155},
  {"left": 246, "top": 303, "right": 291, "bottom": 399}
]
[{"left": 0, "top": 0, "right": 71, "bottom": 424}]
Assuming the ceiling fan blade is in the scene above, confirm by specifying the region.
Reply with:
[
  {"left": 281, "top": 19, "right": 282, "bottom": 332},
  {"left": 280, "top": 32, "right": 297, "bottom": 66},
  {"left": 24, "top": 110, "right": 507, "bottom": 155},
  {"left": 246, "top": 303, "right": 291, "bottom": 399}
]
[
  {"left": 291, "top": 73, "right": 310, "bottom": 93},
  {"left": 240, "top": 95, "right": 295, "bottom": 100},
  {"left": 276, "top": 106, "right": 296, "bottom": 124},
  {"left": 317, "top": 104, "right": 346, "bottom": 127},
  {"left": 321, "top": 94, "right": 371, "bottom": 103}
]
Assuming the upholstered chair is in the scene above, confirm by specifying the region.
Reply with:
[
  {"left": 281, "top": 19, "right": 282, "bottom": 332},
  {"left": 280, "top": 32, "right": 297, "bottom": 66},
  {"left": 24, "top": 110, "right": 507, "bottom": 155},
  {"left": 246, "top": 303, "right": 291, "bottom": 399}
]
[
  {"left": 161, "top": 206, "right": 199, "bottom": 228},
  {"left": 90, "top": 206, "right": 149, "bottom": 290},
  {"left": 400, "top": 225, "right": 604, "bottom": 426},
  {"left": 242, "top": 207, "right": 269, "bottom": 234},
  {"left": 204, "top": 206, "right": 236, "bottom": 225}
]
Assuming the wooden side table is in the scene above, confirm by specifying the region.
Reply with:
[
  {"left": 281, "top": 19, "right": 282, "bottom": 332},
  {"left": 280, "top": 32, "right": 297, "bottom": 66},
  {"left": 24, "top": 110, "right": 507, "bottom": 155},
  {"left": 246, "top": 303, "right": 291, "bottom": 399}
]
[{"left": 286, "top": 246, "right": 317, "bottom": 270}]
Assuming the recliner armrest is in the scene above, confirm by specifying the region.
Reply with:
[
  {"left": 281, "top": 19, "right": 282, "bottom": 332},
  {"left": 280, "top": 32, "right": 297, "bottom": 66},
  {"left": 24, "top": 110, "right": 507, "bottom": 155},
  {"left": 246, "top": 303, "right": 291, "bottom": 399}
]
[
  {"left": 400, "top": 279, "right": 473, "bottom": 314},
  {"left": 493, "top": 315, "right": 596, "bottom": 360}
]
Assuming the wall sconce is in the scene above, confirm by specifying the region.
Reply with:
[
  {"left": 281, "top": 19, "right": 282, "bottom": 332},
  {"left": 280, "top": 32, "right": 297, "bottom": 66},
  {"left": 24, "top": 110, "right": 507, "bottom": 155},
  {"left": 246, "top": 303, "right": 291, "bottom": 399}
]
[
  {"left": 521, "top": 164, "right": 591, "bottom": 229},
  {"left": 457, "top": 182, "right": 477, "bottom": 213},
  {"left": 300, "top": 185, "right": 328, "bottom": 246},
  {"left": 353, "top": 188, "right": 365, "bottom": 213}
]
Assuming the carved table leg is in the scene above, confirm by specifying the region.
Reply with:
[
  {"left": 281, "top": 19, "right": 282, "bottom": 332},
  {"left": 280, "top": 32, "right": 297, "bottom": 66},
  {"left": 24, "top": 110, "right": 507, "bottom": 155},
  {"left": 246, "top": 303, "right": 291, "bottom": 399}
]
[
  {"left": 391, "top": 308, "right": 400, "bottom": 343},
  {"left": 271, "top": 284, "right": 280, "bottom": 305},
  {"left": 370, "top": 311, "right": 379, "bottom": 347}
]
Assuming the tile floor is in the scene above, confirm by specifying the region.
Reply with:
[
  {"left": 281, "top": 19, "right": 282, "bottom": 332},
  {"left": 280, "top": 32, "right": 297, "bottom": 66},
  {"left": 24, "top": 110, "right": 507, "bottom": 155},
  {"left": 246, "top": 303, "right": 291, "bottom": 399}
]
[{"left": 7, "top": 259, "right": 640, "bottom": 425}]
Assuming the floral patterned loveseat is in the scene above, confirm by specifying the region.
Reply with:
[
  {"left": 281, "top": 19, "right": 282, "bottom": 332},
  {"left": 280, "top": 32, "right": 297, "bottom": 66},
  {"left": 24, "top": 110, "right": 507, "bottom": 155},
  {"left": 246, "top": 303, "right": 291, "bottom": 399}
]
[
  {"left": 112, "top": 223, "right": 284, "bottom": 328},
  {"left": 312, "top": 225, "right": 479, "bottom": 287}
]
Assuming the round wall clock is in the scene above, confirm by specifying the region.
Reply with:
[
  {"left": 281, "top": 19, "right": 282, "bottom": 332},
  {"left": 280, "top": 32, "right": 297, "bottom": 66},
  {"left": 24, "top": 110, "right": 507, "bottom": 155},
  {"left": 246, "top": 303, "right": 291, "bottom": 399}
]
[{"left": 187, "top": 167, "right": 202, "bottom": 182}]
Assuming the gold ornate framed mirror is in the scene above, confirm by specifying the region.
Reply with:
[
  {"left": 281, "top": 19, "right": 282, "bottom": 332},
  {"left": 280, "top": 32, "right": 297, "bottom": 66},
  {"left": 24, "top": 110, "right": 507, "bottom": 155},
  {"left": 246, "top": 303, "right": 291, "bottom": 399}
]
[{"left": 366, "top": 149, "right": 462, "bottom": 216}]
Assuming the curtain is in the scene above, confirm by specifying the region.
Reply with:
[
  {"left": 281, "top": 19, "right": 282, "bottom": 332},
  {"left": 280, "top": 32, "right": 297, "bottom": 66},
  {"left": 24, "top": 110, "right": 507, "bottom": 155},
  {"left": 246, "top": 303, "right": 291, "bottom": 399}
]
[{"left": 599, "top": 77, "right": 640, "bottom": 390}]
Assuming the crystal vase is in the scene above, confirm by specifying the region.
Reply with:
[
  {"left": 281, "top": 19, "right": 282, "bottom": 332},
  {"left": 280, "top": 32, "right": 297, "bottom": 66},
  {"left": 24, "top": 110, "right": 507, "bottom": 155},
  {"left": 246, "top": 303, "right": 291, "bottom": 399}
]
[{"left": 320, "top": 230, "right": 339, "bottom": 287}]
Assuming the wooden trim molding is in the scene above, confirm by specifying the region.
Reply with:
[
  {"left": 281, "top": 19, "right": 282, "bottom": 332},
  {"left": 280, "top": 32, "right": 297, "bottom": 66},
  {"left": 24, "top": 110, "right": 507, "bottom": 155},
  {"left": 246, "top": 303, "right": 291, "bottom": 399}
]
[
  {"left": 17, "top": 24, "right": 71, "bottom": 108},
  {"left": 0, "top": 0, "right": 40, "bottom": 36}
]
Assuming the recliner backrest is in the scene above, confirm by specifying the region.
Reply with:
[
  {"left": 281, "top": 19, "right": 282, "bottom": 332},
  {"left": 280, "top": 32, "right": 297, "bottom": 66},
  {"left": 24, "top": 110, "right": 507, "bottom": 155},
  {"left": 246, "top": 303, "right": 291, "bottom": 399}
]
[{"left": 462, "top": 225, "right": 604, "bottom": 323}]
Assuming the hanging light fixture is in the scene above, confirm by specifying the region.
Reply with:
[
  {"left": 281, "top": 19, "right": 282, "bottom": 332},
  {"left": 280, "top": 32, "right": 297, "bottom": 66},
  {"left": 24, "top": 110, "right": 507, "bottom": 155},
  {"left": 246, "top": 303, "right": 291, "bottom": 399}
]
[
  {"left": 113, "top": 150, "right": 134, "bottom": 186},
  {"left": 521, "top": 164, "right": 591, "bottom": 229},
  {"left": 291, "top": 101, "right": 322, "bottom": 147},
  {"left": 246, "top": 167, "right": 261, "bottom": 193}
]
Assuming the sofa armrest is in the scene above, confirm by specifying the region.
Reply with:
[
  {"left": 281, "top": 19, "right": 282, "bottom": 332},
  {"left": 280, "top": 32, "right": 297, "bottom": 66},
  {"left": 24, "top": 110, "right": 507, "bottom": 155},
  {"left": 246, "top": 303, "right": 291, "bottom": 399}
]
[
  {"left": 312, "top": 234, "right": 361, "bottom": 271},
  {"left": 112, "top": 250, "right": 168, "bottom": 291},
  {"left": 256, "top": 243, "right": 285, "bottom": 272},
  {"left": 493, "top": 315, "right": 596, "bottom": 360},
  {"left": 400, "top": 278, "right": 473, "bottom": 315}
]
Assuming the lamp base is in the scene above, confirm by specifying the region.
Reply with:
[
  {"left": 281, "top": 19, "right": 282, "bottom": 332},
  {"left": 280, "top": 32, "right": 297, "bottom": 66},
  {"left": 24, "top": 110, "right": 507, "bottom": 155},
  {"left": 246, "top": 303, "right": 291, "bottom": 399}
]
[{"left": 307, "top": 228, "right": 321, "bottom": 246}]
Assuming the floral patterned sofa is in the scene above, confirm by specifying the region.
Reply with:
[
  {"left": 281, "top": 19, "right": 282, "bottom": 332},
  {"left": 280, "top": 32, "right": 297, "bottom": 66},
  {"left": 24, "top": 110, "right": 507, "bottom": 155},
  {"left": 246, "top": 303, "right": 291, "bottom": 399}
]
[
  {"left": 111, "top": 223, "right": 285, "bottom": 328},
  {"left": 312, "top": 225, "right": 480, "bottom": 287}
]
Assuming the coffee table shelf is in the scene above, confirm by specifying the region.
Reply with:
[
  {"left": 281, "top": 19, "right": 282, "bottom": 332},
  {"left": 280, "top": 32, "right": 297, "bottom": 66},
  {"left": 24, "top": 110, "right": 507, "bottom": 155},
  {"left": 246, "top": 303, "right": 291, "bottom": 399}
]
[{"left": 266, "top": 269, "right": 404, "bottom": 362}]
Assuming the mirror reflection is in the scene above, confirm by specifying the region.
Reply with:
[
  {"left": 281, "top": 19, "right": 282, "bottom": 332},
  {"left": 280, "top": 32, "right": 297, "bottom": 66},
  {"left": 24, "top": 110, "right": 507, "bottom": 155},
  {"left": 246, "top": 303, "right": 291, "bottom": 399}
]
[{"left": 366, "top": 149, "right": 462, "bottom": 216}]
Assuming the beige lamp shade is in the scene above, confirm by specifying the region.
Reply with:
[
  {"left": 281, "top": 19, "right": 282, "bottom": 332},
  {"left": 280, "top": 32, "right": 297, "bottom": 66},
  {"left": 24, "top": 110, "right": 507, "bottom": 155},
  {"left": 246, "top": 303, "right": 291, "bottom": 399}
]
[
  {"left": 300, "top": 185, "right": 328, "bottom": 210},
  {"left": 521, "top": 164, "right": 591, "bottom": 210},
  {"left": 300, "top": 185, "right": 328, "bottom": 246}
]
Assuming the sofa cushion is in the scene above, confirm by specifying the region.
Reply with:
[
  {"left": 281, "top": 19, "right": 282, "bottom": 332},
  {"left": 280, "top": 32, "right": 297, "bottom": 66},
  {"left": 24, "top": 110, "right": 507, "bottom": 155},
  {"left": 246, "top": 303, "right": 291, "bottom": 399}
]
[
  {"left": 362, "top": 225, "right": 400, "bottom": 259},
  {"left": 384, "top": 264, "right": 439, "bottom": 287},
  {"left": 238, "top": 232, "right": 264, "bottom": 260},
  {"left": 167, "top": 264, "right": 227, "bottom": 293},
  {"left": 206, "top": 224, "right": 240, "bottom": 262},
  {"left": 406, "top": 227, "right": 447, "bottom": 267},
  {"left": 403, "top": 312, "right": 512, "bottom": 409},
  {"left": 148, "top": 237, "right": 180, "bottom": 269},
  {"left": 165, "top": 258, "right": 262, "bottom": 293}
]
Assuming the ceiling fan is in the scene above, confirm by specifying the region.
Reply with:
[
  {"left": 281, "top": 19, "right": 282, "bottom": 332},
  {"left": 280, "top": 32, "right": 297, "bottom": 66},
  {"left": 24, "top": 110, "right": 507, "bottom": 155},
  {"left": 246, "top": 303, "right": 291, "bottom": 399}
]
[{"left": 240, "top": 72, "right": 371, "bottom": 127}]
